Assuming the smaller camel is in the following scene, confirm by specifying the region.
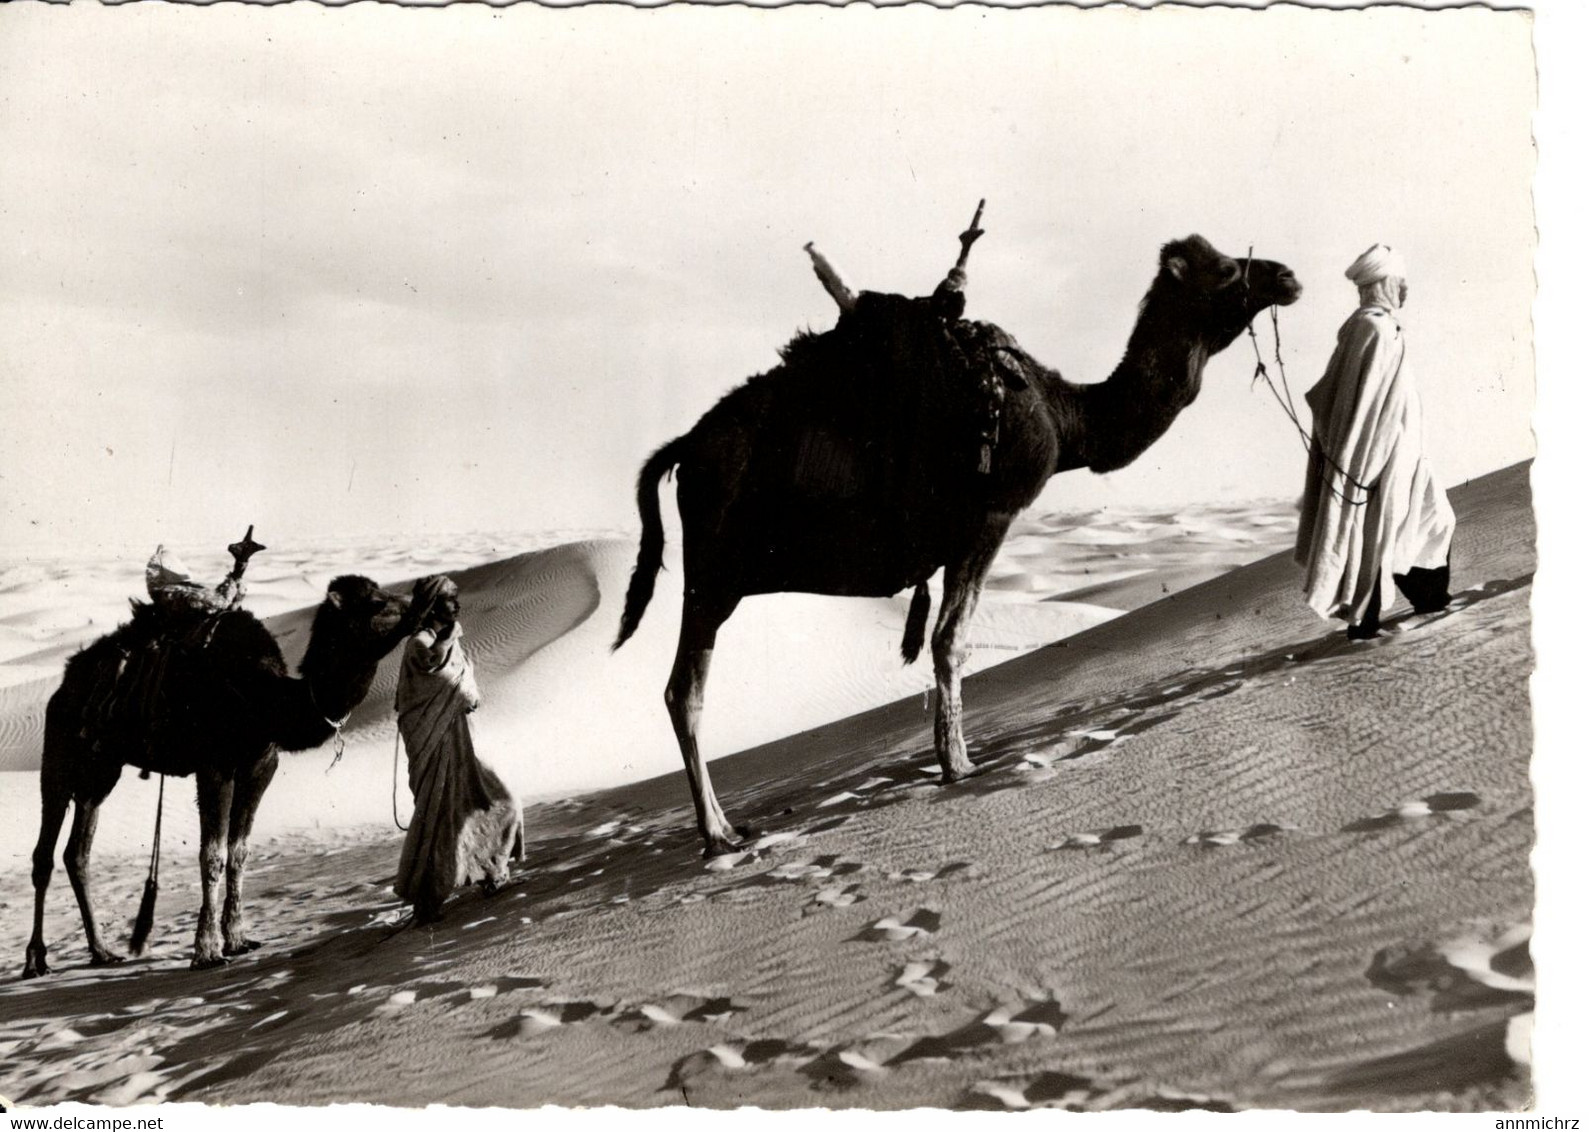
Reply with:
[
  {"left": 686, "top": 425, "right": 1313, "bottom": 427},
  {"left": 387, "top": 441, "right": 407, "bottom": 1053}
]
[{"left": 24, "top": 574, "right": 423, "bottom": 976}]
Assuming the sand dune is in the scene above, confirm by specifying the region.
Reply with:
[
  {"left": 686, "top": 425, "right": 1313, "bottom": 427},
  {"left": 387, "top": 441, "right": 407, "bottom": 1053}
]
[{"left": 0, "top": 463, "right": 1532, "bottom": 1112}]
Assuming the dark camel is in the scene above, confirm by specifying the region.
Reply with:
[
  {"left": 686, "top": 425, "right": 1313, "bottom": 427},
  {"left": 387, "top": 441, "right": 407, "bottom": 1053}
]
[
  {"left": 614, "top": 224, "right": 1302, "bottom": 856},
  {"left": 24, "top": 575, "right": 422, "bottom": 976}
]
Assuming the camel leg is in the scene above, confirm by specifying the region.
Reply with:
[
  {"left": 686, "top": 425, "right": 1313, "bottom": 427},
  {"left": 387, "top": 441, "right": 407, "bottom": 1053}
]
[
  {"left": 64, "top": 795, "right": 124, "bottom": 967},
  {"left": 222, "top": 752, "right": 277, "bottom": 956},
  {"left": 23, "top": 770, "right": 71, "bottom": 979},
  {"left": 665, "top": 594, "right": 744, "bottom": 857},
  {"left": 932, "top": 525, "right": 1007, "bottom": 782},
  {"left": 192, "top": 770, "right": 234, "bottom": 969}
]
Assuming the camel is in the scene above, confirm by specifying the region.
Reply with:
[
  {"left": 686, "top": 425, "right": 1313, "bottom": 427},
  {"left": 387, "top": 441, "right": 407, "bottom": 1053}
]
[
  {"left": 23, "top": 574, "right": 422, "bottom": 976},
  {"left": 613, "top": 222, "right": 1302, "bottom": 856}
]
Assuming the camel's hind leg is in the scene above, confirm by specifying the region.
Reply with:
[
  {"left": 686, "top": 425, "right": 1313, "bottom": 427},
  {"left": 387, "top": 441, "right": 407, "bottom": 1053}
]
[
  {"left": 666, "top": 593, "right": 744, "bottom": 857},
  {"left": 222, "top": 751, "right": 278, "bottom": 956},
  {"left": 23, "top": 768, "right": 71, "bottom": 978},
  {"left": 64, "top": 777, "right": 127, "bottom": 967},
  {"left": 932, "top": 519, "right": 1011, "bottom": 782}
]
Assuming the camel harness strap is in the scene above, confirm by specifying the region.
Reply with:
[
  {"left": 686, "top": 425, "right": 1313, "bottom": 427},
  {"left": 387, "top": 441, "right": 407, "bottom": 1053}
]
[{"left": 1240, "top": 249, "right": 1375, "bottom": 509}]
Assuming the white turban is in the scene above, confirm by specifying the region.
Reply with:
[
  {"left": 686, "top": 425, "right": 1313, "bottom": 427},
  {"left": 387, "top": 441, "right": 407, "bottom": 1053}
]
[{"left": 1345, "top": 243, "right": 1408, "bottom": 287}]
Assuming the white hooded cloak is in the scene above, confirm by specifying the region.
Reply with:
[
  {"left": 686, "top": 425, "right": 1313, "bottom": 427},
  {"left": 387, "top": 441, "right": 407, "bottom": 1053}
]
[{"left": 1295, "top": 304, "right": 1455, "bottom": 622}]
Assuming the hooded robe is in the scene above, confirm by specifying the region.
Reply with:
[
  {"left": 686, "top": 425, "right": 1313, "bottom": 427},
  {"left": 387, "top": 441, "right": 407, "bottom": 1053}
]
[
  {"left": 394, "top": 622, "right": 523, "bottom": 915},
  {"left": 1295, "top": 304, "right": 1455, "bottom": 624}
]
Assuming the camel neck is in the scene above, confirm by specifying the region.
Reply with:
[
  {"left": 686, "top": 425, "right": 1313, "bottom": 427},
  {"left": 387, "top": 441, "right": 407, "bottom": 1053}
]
[{"left": 1043, "top": 303, "right": 1210, "bottom": 476}]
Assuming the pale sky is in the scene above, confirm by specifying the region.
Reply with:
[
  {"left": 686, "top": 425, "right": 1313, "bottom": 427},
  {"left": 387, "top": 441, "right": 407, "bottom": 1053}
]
[{"left": 0, "top": 2, "right": 1536, "bottom": 552}]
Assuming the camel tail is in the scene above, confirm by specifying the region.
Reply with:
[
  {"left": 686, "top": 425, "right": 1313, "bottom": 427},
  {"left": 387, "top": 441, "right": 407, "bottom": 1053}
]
[
  {"left": 901, "top": 582, "right": 932, "bottom": 664},
  {"left": 614, "top": 436, "right": 689, "bottom": 651}
]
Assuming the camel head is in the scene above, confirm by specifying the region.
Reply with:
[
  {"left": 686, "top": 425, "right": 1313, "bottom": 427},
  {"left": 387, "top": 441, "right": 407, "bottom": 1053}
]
[
  {"left": 1154, "top": 234, "right": 1302, "bottom": 353},
  {"left": 297, "top": 575, "right": 414, "bottom": 720}
]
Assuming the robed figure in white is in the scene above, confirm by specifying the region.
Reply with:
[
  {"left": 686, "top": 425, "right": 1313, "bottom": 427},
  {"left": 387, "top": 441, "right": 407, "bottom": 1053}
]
[{"left": 1295, "top": 244, "right": 1455, "bottom": 639}]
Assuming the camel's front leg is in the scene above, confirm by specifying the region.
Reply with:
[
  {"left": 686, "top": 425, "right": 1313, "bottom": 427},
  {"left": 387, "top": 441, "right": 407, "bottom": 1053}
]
[
  {"left": 193, "top": 770, "right": 234, "bottom": 969},
  {"left": 222, "top": 751, "right": 278, "bottom": 956},
  {"left": 666, "top": 596, "right": 744, "bottom": 857},
  {"left": 932, "top": 525, "right": 1007, "bottom": 782}
]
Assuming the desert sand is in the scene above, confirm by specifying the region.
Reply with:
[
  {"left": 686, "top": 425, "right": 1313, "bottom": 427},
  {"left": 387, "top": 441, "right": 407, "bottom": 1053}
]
[{"left": 0, "top": 465, "right": 1531, "bottom": 1111}]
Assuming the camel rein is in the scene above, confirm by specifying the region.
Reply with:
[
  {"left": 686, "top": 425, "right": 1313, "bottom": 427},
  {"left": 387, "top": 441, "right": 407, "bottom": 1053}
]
[
  {"left": 392, "top": 725, "right": 409, "bottom": 832},
  {"left": 1241, "top": 251, "right": 1375, "bottom": 509},
  {"left": 308, "top": 682, "right": 351, "bottom": 773}
]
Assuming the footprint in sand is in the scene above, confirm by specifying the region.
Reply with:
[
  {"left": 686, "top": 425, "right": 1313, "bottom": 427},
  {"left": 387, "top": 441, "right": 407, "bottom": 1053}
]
[
  {"left": 893, "top": 959, "right": 952, "bottom": 997},
  {"left": 1344, "top": 791, "right": 1481, "bottom": 832},
  {"left": 765, "top": 856, "right": 850, "bottom": 882},
  {"left": 492, "top": 1000, "right": 612, "bottom": 1038},
  {"left": 1386, "top": 591, "right": 1486, "bottom": 635},
  {"left": 804, "top": 884, "right": 865, "bottom": 915},
  {"left": 665, "top": 1037, "right": 825, "bottom": 1090},
  {"left": 963, "top": 1072, "right": 1236, "bottom": 1112},
  {"left": 1022, "top": 731, "right": 1123, "bottom": 773},
  {"left": 888, "top": 861, "right": 972, "bottom": 883},
  {"left": 438, "top": 975, "right": 545, "bottom": 1005},
  {"left": 1369, "top": 922, "right": 1533, "bottom": 1014},
  {"left": 668, "top": 1033, "right": 915, "bottom": 1094},
  {"left": 796, "top": 1034, "right": 915, "bottom": 1090},
  {"left": 891, "top": 991, "right": 1067, "bottom": 1063},
  {"left": 702, "top": 851, "right": 754, "bottom": 873},
  {"left": 853, "top": 909, "right": 941, "bottom": 943},
  {"left": 1049, "top": 825, "right": 1144, "bottom": 851},
  {"left": 700, "top": 831, "right": 810, "bottom": 874},
  {"left": 1185, "top": 823, "right": 1290, "bottom": 847},
  {"left": 963, "top": 1071, "right": 1106, "bottom": 1110},
  {"left": 612, "top": 994, "right": 747, "bottom": 1033}
]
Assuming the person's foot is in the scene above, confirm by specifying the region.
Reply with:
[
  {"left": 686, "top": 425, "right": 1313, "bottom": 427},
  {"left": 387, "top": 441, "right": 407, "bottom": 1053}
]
[{"left": 1346, "top": 622, "right": 1381, "bottom": 640}]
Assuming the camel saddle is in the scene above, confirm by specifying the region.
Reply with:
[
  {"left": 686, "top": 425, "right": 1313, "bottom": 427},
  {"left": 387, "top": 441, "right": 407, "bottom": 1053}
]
[
  {"left": 845, "top": 294, "right": 1029, "bottom": 473},
  {"left": 837, "top": 291, "right": 1031, "bottom": 476},
  {"left": 80, "top": 603, "right": 232, "bottom": 769}
]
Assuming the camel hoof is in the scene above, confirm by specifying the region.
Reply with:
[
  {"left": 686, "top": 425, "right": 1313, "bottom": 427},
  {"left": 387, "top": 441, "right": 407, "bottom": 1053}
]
[
  {"left": 190, "top": 953, "right": 231, "bottom": 971},
  {"left": 701, "top": 837, "right": 745, "bottom": 860},
  {"left": 23, "top": 946, "right": 49, "bottom": 979},
  {"left": 223, "top": 939, "right": 263, "bottom": 956},
  {"left": 940, "top": 763, "right": 978, "bottom": 785},
  {"left": 89, "top": 949, "right": 127, "bottom": 968}
]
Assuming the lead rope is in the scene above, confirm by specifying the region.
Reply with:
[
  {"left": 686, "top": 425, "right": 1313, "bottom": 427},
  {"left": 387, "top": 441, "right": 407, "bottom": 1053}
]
[
  {"left": 308, "top": 682, "right": 351, "bottom": 773},
  {"left": 392, "top": 681, "right": 410, "bottom": 831},
  {"left": 322, "top": 718, "right": 348, "bottom": 773},
  {"left": 392, "top": 725, "right": 409, "bottom": 832},
  {"left": 1242, "top": 250, "right": 1375, "bottom": 508}
]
